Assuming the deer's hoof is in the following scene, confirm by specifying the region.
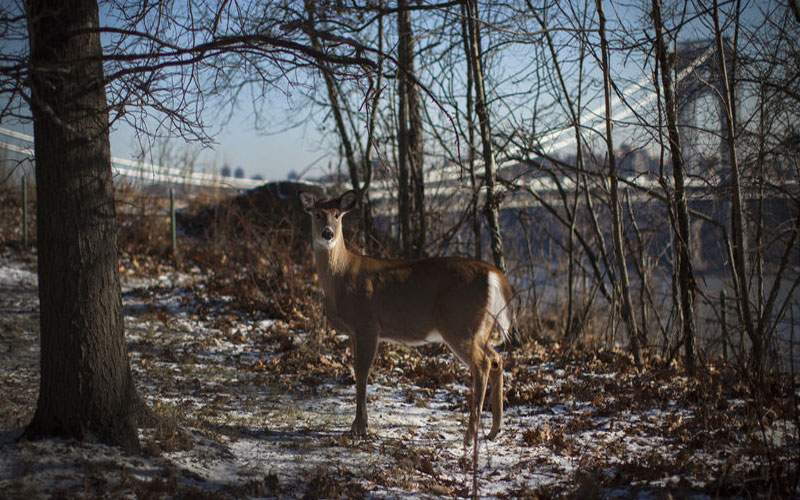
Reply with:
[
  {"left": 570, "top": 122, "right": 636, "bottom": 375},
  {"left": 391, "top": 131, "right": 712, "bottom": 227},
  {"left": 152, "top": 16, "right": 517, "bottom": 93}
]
[{"left": 487, "top": 426, "right": 501, "bottom": 441}]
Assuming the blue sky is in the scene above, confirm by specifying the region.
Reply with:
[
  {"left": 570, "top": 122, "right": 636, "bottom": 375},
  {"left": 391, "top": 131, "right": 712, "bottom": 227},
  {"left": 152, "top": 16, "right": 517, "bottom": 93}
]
[{"left": 111, "top": 109, "right": 327, "bottom": 181}]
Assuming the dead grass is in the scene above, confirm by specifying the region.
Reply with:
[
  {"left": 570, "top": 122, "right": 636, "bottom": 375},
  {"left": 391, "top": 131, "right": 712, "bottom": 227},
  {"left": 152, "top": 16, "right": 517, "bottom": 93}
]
[
  {"left": 302, "top": 466, "right": 367, "bottom": 499},
  {"left": 0, "top": 181, "right": 34, "bottom": 249},
  {"left": 141, "top": 402, "right": 194, "bottom": 456}
]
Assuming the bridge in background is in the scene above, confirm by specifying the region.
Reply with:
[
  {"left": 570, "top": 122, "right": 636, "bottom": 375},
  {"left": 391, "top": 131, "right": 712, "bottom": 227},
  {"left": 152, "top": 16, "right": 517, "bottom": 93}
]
[
  {"left": 0, "top": 127, "right": 263, "bottom": 190},
  {"left": 1, "top": 40, "right": 788, "bottom": 206}
]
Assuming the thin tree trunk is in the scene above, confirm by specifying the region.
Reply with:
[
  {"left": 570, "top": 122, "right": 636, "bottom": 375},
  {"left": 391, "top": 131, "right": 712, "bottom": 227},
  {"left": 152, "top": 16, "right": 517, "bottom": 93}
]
[
  {"left": 360, "top": 5, "right": 384, "bottom": 251},
  {"left": 23, "top": 0, "right": 146, "bottom": 452},
  {"left": 305, "top": 2, "right": 360, "bottom": 196},
  {"left": 407, "top": 26, "right": 425, "bottom": 257},
  {"left": 464, "top": 0, "right": 505, "bottom": 272},
  {"left": 460, "top": 2, "right": 481, "bottom": 260},
  {"left": 651, "top": 0, "right": 697, "bottom": 376},
  {"left": 529, "top": 0, "right": 586, "bottom": 341},
  {"left": 397, "top": 0, "right": 411, "bottom": 256},
  {"left": 711, "top": 0, "right": 760, "bottom": 377},
  {"left": 595, "top": 0, "right": 642, "bottom": 367},
  {"left": 305, "top": 1, "right": 375, "bottom": 246}
]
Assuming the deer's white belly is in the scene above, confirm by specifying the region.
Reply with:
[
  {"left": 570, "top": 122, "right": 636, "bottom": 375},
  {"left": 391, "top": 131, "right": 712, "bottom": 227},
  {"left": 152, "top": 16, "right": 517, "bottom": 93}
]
[{"left": 381, "top": 329, "right": 443, "bottom": 347}]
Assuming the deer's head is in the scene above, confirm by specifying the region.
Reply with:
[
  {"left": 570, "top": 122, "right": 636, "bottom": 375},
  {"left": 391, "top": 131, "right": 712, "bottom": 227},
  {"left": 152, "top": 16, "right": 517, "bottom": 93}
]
[{"left": 300, "top": 190, "right": 358, "bottom": 250}]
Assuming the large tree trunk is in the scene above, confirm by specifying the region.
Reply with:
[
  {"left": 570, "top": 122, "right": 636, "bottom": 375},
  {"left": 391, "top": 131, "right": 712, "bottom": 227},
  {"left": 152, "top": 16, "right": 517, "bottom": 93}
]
[
  {"left": 595, "top": 0, "right": 642, "bottom": 367},
  {"left": 464, "top": 0, "right": 505, "bottom": 272},
  {"left": 23, "top": 0, "right": 145, "bottom": 452},
  {"left": 651, "top": 0, "right": 697, "bottom": 376}
]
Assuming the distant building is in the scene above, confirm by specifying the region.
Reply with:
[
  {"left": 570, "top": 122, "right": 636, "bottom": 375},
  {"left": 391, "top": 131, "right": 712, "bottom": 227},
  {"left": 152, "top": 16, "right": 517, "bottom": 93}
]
[
  {"left": 234, "top": 167, "right": 245, "bottom": 179},
  {"left": 221, "top": 165, "right": 232, "bottom": 177},
  {"left": 252, "top": 175, "right": 264, "bottom": 181}
]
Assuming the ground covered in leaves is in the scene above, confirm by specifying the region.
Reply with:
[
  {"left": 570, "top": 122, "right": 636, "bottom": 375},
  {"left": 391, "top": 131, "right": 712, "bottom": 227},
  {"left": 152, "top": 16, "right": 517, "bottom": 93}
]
[{"left": 0, "top": 247, "right": 797, "bottom": 498}]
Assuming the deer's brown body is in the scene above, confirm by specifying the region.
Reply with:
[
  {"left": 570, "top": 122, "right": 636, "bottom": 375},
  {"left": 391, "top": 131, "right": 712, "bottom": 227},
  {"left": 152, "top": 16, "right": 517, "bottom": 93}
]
[{"left": 302, "top": 191, "right": 512, "bottom": 443}]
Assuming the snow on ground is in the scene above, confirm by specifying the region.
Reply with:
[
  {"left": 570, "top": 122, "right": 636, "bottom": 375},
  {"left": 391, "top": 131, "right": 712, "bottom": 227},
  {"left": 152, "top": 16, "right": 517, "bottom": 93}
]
[{"left": 0, "top": 249, "right": 796, "bottom": 498}]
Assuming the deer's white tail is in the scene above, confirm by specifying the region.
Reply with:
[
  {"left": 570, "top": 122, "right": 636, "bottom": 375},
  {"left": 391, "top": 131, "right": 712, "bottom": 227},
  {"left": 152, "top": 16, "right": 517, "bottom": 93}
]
[{"left": 487, "top": 271, "right": 513, "bottom": 344}]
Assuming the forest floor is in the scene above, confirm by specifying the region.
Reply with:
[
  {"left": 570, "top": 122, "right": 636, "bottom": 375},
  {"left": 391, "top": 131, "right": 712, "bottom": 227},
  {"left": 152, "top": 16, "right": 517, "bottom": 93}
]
[{"left": 0, "top": 246, "right": 797, "bottom": 499}]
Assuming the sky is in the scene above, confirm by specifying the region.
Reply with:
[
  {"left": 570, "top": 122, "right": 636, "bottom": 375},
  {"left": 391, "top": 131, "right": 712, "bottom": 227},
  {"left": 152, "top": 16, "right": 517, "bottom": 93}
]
[{"left": 111, "top": 110, "right": 328, "bottom": 182}]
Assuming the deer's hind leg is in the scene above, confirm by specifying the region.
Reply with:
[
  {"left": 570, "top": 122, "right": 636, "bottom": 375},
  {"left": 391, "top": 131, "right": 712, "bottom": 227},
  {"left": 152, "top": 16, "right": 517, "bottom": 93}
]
[
  {"left": 464, "top": 342, "right": 492, "bottom": 447},
  {"left": 486, "top": 345, "right": 503, "bottom": 440}
]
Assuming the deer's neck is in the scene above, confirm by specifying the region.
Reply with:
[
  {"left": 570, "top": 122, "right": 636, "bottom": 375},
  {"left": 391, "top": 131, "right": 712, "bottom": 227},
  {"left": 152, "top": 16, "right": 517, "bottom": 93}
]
[{"left": 314, "top": 238, "right": 353, "bottom": 296}]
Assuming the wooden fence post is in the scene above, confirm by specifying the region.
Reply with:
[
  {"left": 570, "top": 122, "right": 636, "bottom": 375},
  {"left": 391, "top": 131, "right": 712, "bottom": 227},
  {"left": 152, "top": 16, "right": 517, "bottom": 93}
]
[
  {"left": 21, "top": 175, "right": 28, "bottom": 248},
  {"left": 169, "top": 187, "right": 177, "bottom": 258},
  {"left": 721, "top": 289, "right": 729, "bottom": 362}
]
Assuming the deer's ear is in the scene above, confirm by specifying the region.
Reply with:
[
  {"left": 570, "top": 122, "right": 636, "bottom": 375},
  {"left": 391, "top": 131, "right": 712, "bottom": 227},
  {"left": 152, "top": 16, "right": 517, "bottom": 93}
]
[
  {"left": 339, "top": 190, "right": 359, "bottom": 214},
  {"left": 299, "top": 192, "right": 317, "bottom": 213}
]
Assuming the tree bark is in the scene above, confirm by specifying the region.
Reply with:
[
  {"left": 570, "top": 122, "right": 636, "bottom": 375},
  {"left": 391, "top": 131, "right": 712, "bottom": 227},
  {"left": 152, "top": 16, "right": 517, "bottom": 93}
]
[
  {"left": 23, "top": 0, "right": 146, "bottom": 452},
  {"left": 360, "top": 5, "right": 384, "bottom": 251},
  {"left": 397, "top": 2, "right": 411, "bottom": 256},
  {"left": 464, "top": 0, "right": 505, "bottom": 272},
  {"left": 595, "top": 0, "right": 642, "bottom": 367},
  {"left": 651, "top": 0, "right": 697, "bottom": 376},
  {"left": 397, "top": 0, "right": 425, "bottom": 257}
]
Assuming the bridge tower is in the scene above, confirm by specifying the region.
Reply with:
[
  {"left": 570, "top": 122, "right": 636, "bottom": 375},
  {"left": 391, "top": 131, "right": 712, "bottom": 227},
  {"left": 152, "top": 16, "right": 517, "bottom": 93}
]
[
  {"left": 672, "top": 39, "right": 739, "bottom": 178},
  {"left": 671, "top": 39, "right": 740, "bottom": 270}
]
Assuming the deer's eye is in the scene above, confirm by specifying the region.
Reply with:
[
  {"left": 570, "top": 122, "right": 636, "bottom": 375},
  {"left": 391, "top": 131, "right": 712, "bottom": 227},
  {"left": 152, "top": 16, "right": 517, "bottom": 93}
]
[
  {"left": 332, "top": 209, "right": 340, "bottom": 217},
  {"left": 315, "top": 212, "right": 324, "bottom": 220}
]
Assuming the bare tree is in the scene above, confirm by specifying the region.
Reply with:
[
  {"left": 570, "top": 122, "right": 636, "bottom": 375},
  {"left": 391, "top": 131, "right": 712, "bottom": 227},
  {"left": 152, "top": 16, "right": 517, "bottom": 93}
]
[
  {"left": 22, "top": 0, "right": 148, "bottom": 451},
  {"left": 710, "top": 0, "right": 759, "bottom": 376},
  {"left": 460, "top": 2, "right": 482, "bottom": 260},
  {"left": 396, "top": 0, "right": 426, "bottom": 257},
  {"left": 651, "top": 0, "right": 697, "bottom": 375},
  {"left": 594, "top": 0, "right": 642, "bottom": 367},
  {"left": 463, "top": 0, "right": 505, "bottom": 272}
]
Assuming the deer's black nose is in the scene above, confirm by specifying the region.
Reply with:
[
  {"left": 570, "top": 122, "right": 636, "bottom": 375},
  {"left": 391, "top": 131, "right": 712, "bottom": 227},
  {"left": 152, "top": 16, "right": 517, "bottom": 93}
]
[{"left": 322, "top": 227, "right": 334, "bottom": 240}]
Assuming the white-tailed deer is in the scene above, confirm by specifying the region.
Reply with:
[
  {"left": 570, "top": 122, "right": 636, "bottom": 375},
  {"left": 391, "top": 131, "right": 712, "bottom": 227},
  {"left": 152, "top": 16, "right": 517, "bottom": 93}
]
[{"left": 300, "top": 190, "right": 513, "bottom": 444}]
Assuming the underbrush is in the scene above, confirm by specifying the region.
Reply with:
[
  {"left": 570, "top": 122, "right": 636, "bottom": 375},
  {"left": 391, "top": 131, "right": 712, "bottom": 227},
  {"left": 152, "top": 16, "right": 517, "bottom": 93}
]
[
  {"left": 114, "top": 187, "right": 326, "bottom": 341},
  {"left": 0, "top": 180, "right": 34, "bottom": 249}
]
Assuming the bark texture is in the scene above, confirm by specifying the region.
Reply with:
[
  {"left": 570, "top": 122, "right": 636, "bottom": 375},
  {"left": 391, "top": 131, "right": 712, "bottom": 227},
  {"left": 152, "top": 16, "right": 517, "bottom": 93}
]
[
  {"left": 24, "top": 0, "right": 144, "bottom": 452},
  {"left": 397, "top": 0, "right": 425, "bottom": 257}
]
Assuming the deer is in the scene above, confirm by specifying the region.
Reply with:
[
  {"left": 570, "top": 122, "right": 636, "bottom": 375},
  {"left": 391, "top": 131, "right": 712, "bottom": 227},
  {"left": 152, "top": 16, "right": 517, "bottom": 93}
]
[{"left": 300, "top": 190, "right": 514, "bottom": 445}]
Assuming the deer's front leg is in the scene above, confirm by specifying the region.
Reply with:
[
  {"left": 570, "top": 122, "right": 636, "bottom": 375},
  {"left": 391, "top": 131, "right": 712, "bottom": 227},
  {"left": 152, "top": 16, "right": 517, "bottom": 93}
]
[{"left": 350, "top": 330, "right": 378, "bottom": 437}]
